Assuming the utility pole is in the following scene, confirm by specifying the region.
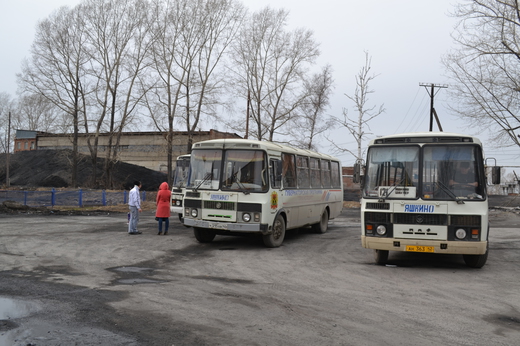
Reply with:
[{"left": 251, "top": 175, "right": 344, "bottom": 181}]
[
  {"left": 6, "top": 111, "right": 11, "bottom": 187},
  {"left": 245, "top": 90, "right": 250, "bottom": 139},
  {"left": 419, "top": 83, "right": 447, "bottom": 132}
]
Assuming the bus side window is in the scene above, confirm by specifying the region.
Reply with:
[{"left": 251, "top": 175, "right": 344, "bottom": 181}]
[
  {"left": 270, "top": 159, "right": 282, "bottom": 189},
  {"left": 282, "top": 153, "right": 297, "bottom": 188}
]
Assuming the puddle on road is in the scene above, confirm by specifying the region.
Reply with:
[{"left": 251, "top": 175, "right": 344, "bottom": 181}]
[
  {"left": 118, "top": 278, "right": 162, "bottom": 284},
  {"left": 111, "top": 266, "right": 153, "bottom": 273},
  {"left": 0, "top": 297, "right": 38, "bottom": 320},
  {"left": 0, "top": 297, "right": 40, "bottom": 345},
  {"left": 109, "top": 266, "right": 165, "bottom": 285}
]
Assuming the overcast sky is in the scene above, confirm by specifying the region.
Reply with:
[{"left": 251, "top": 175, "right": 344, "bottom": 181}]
[{"left": 1, "top": 0, "right": 518, "bottom": 169}]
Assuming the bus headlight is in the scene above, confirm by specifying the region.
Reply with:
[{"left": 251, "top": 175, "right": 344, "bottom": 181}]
[
  {"left": 191, "top": 209, "right": 198, "bottom": 218},
  {"left": 376, "top": 225, "right": 387, "bottom": 236},
  {"left": 176, "top": 200, "right": 181, "bottom": 206},
  {"left": 455, "top": 228, "right": 467, "bottom": 239},
  {"left": 254, "top": 213, "right": 261, "bottom": 222},
  {"left": 242, "top": 213, "right": 251, "bottom": 222}
]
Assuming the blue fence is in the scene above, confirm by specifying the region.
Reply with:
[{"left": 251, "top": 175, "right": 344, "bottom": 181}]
[{"left": 0, "top": 189, "right": 147, "bottom": 208}]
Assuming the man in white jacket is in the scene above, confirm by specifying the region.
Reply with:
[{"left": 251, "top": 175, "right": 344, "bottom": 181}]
[{"left": 128, "top": 181, "right": 142, "bottom": 234}]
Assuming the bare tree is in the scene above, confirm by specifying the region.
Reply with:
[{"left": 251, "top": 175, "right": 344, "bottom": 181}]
[
  {"left": 290, "top": 64, "right": 334, "bottom": 150},
  {"left": 444, "top": 0, "right": 520, "bottom": 148},
  {"left": 16, "top": 94, "right": 65, "bottom": 132},
  {"left": 18, "top": 5, "right": 91, "bottom": 187},
  {"left": 232, "top": 7, "right": 320, "bottom": 141},
  {"left": 0, "top": 93, "right": 16, "bottom": 154},
  {"left": 331, "top": 52, "right": 385, "bottom": 163},
  {"left": 83, "top": 0, "right": 154, "bottom": 188},
  {"left": 146, "top": 0, "right": 245, "bottom": 184}
]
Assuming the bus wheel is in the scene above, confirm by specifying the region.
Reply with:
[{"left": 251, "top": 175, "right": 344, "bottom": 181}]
[
  {"left": 311, "top": 209, "right": 329, "bottom": 234},
  {"left": 193, "top": 227, "right": 216, "bottom": 243},
  {"left": 374, "top": 250, "right": 389, "bottom": 265},
  {"left": 263, "top": 214, "right": 286, "bottom": 248},
  {"left": 179, "top": 214, "right": 190, "bottom": 227},
  {"left": 463, "top": 252, "right": 488, "bottom": 268}
]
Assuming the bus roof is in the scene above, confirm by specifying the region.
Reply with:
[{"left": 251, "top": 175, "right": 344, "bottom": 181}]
[
  {"left": 369, "top": 132, "right": 483, "bottom": 146},
  {"left": 191, "top": 138, "right": 340, "bottom": 161}
]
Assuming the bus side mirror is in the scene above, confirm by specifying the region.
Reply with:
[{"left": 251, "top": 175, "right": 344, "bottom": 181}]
[
  {"left": 491, "top": 166, "right": 501, "bottom": 185},
  {"left": 353, "top": 163, "right": 362, "bottom": 184}
]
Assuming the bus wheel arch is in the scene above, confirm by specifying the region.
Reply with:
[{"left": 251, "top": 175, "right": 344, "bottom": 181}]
[
  {"left": 263, "top": 213, "right": 286, "bottom": 248},
  {"left": 194, "top": 227, "right": 216, "bottom": 243},
  {"left": 312, "top": 207, "right": 330, "bottom": 234}
]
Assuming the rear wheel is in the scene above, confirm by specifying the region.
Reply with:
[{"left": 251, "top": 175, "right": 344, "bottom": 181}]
[
  {"left": 374, "top": 249, "right": 389, "bottom": 265},
  {"left": 263, "top": 214, "right": 286, "bottom": 248},
  {"left": 311, "top": 209, "right": 329, "bottom": 234},
  {"left": 193, "top": 227, "right": 216, "bottom": 243}
]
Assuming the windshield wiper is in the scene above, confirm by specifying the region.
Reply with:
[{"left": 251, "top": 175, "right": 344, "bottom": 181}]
[
  {"left": 230, "top": 170, "right": 250, "bottom": 195},
  {"left": 193, "top": 172, "right": 212, "bottom": 192},
  {"left": 436, "top": 181, "right": 465, "bottom": 204}
]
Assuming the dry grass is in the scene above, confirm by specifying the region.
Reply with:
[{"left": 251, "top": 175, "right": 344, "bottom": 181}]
[{"left": 343, "top": 201, "right": 360, "bottom": 208}]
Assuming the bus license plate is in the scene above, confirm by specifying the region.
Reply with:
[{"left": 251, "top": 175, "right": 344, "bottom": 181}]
[{"left": 406, "top": 245, "right": 434, "bottom": 253}]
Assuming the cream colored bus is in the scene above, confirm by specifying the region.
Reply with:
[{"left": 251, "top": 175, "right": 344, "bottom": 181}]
[
  {"left": 182, "top": 139, "right": 344, "bottom": 247},
  {"left": 356, "top": 132, "right": 501, "bottom": 268}
]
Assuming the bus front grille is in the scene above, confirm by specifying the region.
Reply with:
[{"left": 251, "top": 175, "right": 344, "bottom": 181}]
[
  {"left": 394, "top": 213, "right": 447, "bottom": 225},
  {"left": 204, "top": 200, "right": 235, "bottom": 211}
]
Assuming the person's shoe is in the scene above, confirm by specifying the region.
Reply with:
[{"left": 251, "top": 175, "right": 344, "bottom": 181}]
[
  {"left": 158, "top": 232, "right": 162, "bottom": 235},
  {"left": 163, "top": 232, "right": 168, "bottom": 235},
  {"left": 128, "top": 232, "right": 136, "bottom": 235},
  {"left": 135, "top": 231, "right": 142, "bottom": 234}
]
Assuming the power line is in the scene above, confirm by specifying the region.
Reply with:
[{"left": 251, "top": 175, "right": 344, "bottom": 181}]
[{"left": 419, "top": 83, "right": 448, "bottom": 131}]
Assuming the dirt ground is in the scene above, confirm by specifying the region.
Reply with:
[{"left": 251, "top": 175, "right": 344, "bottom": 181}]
[{"left": 0, "top": 206, "right": 519, "bottom": 346}]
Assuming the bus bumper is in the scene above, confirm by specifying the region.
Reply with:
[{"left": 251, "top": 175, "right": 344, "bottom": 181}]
[
  {"left": 361, "top": 236, "right": 488, "bottom": 255},
  {"left": 170, "top": 206, "right": 183, "bottom": 214},
  {"left": 184, "top": 218, "right": 269, "bottom": 234}
]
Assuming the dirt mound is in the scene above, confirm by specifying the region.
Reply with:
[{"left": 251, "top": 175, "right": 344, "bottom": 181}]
[{"left": 0, "top": 150, "right": 167, "bottom": 191}]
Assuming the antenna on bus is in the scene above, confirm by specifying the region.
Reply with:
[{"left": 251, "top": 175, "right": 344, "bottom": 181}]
[{"left": 419, "top": 83, "right": 447, "bottom": 132}]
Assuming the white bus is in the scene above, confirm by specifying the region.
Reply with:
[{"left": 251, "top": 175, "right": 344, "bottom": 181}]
[
  {"left": 356, "top": 132, "right": 501, "bottom": 268},
  {"left": 182, "top": 139, "right": 344, "bottom": 247},
  {"left": 170, "top": 154, "right": 190, "bottom": 221}
]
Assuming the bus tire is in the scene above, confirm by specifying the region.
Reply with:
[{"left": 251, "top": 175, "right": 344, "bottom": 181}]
[
  {"left": 312, "top": 209, "right": 329, "bottom": 234},
  {"left": 179, "top": 214, "right": 190, "bottom": 227},
  {"left": 374, "top": 249, "right": 389, "bottom": 265},
  {"left": 463, "top": 252, "right": 488, "bottom": 268},
  {"left": 263, "top": 214, "right": 286, "bottom": 248},
  {"left": 194, "top": 227, "right": 216, "bottom": 243}
]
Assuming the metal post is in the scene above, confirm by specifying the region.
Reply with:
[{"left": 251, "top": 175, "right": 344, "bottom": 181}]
[
  {"left": 79, "top": 189, "right": 83, "bottom": 207},
  {"left": 6, "top": 112, "right": 11, "bottom": 187}
]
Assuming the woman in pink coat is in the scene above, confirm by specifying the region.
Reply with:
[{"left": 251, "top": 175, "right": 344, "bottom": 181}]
[{"left": 156, "top": 182, "right": 171, "bottom": 235}]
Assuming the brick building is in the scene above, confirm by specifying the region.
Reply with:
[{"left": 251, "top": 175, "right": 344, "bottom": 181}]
[{"left": 14, "top": 129, "right": 241, "bottom": 172}]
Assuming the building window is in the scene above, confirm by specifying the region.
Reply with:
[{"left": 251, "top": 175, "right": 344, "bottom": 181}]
[
  {"left": 24, "top": 142, "right": 28, "bottom": 150},
  {"left": 30, "top": 142, "right": 35, "bottom": 150},
  {"left": 17, "top": 142, "right": 21, "bottom": 150}
]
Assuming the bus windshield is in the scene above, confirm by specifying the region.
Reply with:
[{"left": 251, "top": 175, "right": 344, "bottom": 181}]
[
  {"left": 222, "top": 150, "right": 268, "bottom": 193},
  {"left": 422, "top": 144, "right": 484, "bottom": 200},
  {"left": 363, "top": 146, "right": 419, "bottom": 199},
  {"left": 363, "top": 144, "right": 485, "bottom": 200},
  {"left": 187, "top": 149, "right": 222, "bottom": 190},
  {"left": 187, "top": 149, "right": 268, "bottom": 193},
  {"left": 173, "top": 156, "right": 190, "bottom": 188}
]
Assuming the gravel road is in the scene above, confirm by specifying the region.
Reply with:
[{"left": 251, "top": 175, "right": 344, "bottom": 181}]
[{"left": 0, "top": 206, "right": 519, "bottom": 345}]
